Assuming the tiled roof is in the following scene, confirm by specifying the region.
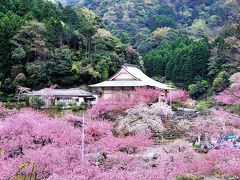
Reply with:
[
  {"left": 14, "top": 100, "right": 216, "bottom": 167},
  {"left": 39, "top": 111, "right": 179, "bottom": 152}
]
[
  {"left": 90, "top": 64, "right": 174, "bottom": 90},
  {"left": 28, "top": 88, "right": 93, "bottom": 97}
]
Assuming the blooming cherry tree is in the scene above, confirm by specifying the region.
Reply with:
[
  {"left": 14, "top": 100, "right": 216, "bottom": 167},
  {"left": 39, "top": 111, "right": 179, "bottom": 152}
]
[
  {"left": 215, "top": 72, "right": 240, "bottom": 105},
  {"left": 89, "top": 87, "right": 161, "bottom": 118},
  {"left": 167, "top": 89, "right": 189, "bottom": 103},
  {"left": 0, "top": 109, "right": 153, "bottom": 179},
  {"left": 115, "top": 102, "right": 173, "bottom": 135}
]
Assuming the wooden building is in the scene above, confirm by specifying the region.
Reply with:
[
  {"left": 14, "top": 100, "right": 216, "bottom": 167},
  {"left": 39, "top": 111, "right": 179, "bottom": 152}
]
[
  {"left": 28, "top": 88, "right": 96, "bottom": 108},
  {"left": 90, "top": 64, "right": 173, "bottom": 99}
]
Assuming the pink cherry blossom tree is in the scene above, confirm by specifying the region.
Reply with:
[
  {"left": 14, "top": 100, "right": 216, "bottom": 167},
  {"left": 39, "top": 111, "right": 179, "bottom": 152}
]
[
  {"left": 189, "top": 108, "right": 240, "bottom": 149},
  {"left": 167, "top": 89, "right": 189, "bottom": 103},
  {"left": 0, "top": 109, "right": 153, "bottom": 179},
  {"left": 0, "top": 107, "right": 16, "bottom": 121},
  {"left": 1, "top": 108, "right": 240, "bottom": 179},
  {"left": 215, "top": 72, "right": 240, "bottom": 105},
  {"left": 167, "top": 89, "right": 190, "bottom": 110},
  {"left": 89, "top": 87, "right": 161, "bottom": 118}
]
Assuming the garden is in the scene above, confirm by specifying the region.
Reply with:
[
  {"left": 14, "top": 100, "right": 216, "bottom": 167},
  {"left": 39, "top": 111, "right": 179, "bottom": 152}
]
[{"left": 0, "top": 73, "right": 240, "bottom": 180}]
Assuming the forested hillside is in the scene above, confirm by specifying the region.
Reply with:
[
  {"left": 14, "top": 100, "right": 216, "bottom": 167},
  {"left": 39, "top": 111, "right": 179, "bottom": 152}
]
[
  {"left": 1, "top": 0, "right": 239, "bottom": 100},
  {"left": 56, "top": 0, "right": 239, "bottom": 51},
  {"left": 56, "top": 0, "right": 240, "bottom": 98},
  {"left": 0, "top": 0, "right": 139, "bottom": 97}
]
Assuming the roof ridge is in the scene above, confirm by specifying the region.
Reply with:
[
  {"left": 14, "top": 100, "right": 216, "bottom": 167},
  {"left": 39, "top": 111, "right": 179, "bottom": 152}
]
[{"left": 122, "top": 64, "right": 139, "bottom": 68}]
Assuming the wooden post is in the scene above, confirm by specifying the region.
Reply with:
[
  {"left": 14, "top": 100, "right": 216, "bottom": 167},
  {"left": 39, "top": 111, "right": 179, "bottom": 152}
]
[{"left": 81, "top": 114, "right": 85, "bottom": 160}]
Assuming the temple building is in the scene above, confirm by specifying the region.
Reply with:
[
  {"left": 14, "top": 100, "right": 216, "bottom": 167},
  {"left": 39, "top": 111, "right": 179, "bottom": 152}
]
[{"left": 90, "top": 64, "right": 173, "bottom": 99}]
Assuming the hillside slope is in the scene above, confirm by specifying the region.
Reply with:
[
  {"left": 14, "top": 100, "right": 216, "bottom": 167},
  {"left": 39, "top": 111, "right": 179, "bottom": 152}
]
[
  {"left": 55, "top": 0, "right": 240, "bottom": 53},
  {"left": 54, "top": 0, "right": 240, "bottom": 94},
  {"left": 0, "top": 0, "right": 140, "bottom": 97}
]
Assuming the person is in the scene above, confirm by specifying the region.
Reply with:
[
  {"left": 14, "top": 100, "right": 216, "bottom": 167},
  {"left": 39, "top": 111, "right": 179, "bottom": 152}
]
[{"left": 221, "top": 139, "right": 233, "bottom": 148}]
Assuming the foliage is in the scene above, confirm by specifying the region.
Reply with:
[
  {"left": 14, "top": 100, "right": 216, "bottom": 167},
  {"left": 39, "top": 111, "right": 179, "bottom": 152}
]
[
  {"left": 208, "top": 25, "right": 240, "bottom": 79},
  {"left": 189, "top": 109, "right": 240, "bottom": 142},
  {"left": 144, "top": 37, "right": 210, "bottom": 86},
  {"left": 195, "top": 101, "right": 210, "bottom": 114},
  {"left": 212, "top": 71, "right": 230, "bottom": 92},
  {"left": 188, "top": 81, "right": 208, "bottom": 99},
  {"left": 0, "top": 102, "right": 240, "bottom": 179},
  {"left": 0, "top": 0, "right": 140, "bottom": 95},
  {"left": 52, "top": 103, "right": 65, "bottom": 111},
  {"left": 1, "top": 0, "right": 240, "bottom": 178},
  {"left": 0, "top": 107, "right": 16, "bottom": 120},
  {"left": 70, "top": 102, "right": 88, "bottom": 112},
  {"left": 62, "top": 0, "right": 240, "bottom": 54},
  {"left": 16, "top": 86, "right": 31, "bottom": 103},
  {"left": 31, "top": 96, "right": 44, "bottom": 109}
]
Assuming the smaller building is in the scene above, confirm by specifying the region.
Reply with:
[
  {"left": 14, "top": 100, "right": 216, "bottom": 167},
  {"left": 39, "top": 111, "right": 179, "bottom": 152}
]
[{"left": 28, "top": 88, "right": 96, "bottom": 108}]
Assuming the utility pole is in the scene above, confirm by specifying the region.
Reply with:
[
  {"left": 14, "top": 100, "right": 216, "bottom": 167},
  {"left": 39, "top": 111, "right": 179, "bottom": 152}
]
[
  {"left": 81, "top": 114, "right": 85, "bottom": 160},
  {"left": 169, "top": 90, "right": 172, "bottom": 107}
]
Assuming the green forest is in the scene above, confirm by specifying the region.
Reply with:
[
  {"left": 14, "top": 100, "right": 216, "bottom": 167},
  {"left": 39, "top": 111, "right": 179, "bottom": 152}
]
[
  {"left": 60, "top": 0, "right": 240, "bottom": 50},
  {"left": 0, "top": 0, "right": 140, "bottom": 99},
  {"left": 0, "top": 0, "right": 240, "bottom": 100},
  {"left": 57, "top": 0, "right": 240, "bottom": 99}
]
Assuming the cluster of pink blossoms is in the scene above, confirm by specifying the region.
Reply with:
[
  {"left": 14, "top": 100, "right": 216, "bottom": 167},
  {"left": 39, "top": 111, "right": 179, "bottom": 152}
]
[
  {"left": 215, "top": 72, "right": 240, "bottom": 105},
  {"left": 0, "top": 83, "right": 240, "bottom": 179},
  {"left": 89, "top": 87, "right": 161, "bottom": 118},
  {"left": 0, "top": 109, "right": 153, "bottom": 179}
]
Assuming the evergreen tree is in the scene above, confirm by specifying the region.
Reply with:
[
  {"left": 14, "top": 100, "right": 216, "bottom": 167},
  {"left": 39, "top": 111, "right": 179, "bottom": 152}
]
[
  {"left": 0, "top": 0, "right": 140, "bottom": 95},
  {"left": 191, "top": 40, "right": 210, "bottom": 79},
  {"left": 165, "top": 55, "right": 175, "bottom": 80},
  {"left": 181, "top": 58, "right": 194, "bottom": 86},
  {"left": 171, "top": 61, "right": 181, "bottom": 82},
  {"left": 152, "top": 54, "right": 163, "bottom": 77}
]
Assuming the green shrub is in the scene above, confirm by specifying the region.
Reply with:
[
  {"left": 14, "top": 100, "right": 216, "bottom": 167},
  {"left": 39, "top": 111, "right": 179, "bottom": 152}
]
[
  {"left": 16, "top": 102, "right": 27, "bottom": 109},
  {"left": 212, "top": 71, "right": 230, "bottom": 92},
  {"left": 70, "top": 103, "right": 80, "bottom": 112},
  {"left": 171, "top": 101, "right": 181, "bottom": 111},
  {"left": 227, "top": 105, "right": 240, "bottom": 115},
  {"left": 195, "top": 100, "right": 209, "bottom": 114},
  {"left": 6, "top": 94, "right": 16, "bottom": 102},
  {"left": 193, "top": 144, "right": 201, "bottom": 149},
  {"left": 70, "top": 102, "right": 88, "bottom": 112},
  {"left": 0, "top": 90, "right": 3, "bottom": 98},
  {"left": 32, "top": 97, "right": 45, "bottom": 109},
  {"left": 5, "top": 102, "right": 17, "bottom": 109},
  {"left": 176, "top": 174, "right": 203, "bottom": 180},
  {"left": 52, "top": 103, "right": 65, "bottom": 111},
  {"left": 188, "top": 82, "right": 206, "bottom": 99},
  {"left": 200, "top": 80, "right": 209, "bottom": 89},
  {"left": 79, "top": 102, "right": 88, "bottom": 110},
  {"left": 20, "top": 95, "right": 30, "bottom": 107}
]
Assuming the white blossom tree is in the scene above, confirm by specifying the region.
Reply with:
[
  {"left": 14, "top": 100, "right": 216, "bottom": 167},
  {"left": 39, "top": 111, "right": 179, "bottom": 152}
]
[
  {"left": 115, "top": 102, "right": 173, "bottom": 135},
  {"left": 16, "top": 86, "right": 31, "bottom": 103}
]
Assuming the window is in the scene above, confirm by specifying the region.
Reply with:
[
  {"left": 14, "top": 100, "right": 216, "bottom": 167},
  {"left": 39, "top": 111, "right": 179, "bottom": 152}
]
[
  {"left": 114, "top": 89, "right": 121, "bottom": 95},
  {"left": 123, "top": 89, "right": 129, "bottom": 95}
]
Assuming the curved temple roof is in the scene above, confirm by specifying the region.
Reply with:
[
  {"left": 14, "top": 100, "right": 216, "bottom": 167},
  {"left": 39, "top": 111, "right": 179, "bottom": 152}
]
[{"left": 90, "top": 64, "right": 174, "bottom": 90}]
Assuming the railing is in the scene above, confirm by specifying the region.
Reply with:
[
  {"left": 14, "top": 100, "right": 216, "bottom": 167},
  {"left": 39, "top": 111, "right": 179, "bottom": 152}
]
[
  {"left": 152, "top": 130, "right": 186, "bottom": 145},
  {"left": 8, "top": 162, "right": 37, "bottom": 180}
]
